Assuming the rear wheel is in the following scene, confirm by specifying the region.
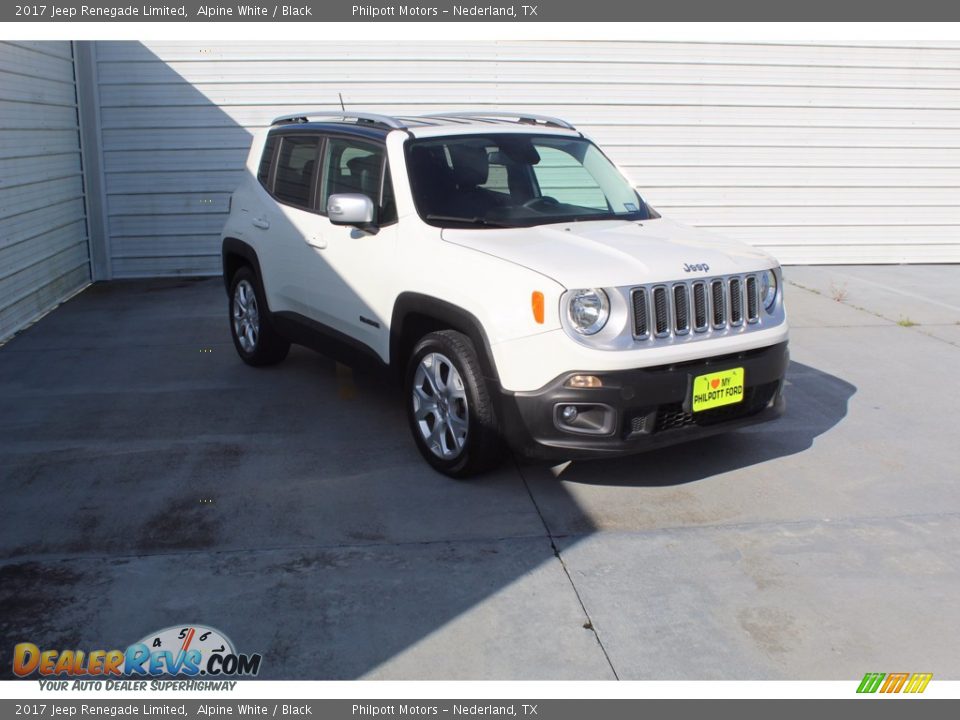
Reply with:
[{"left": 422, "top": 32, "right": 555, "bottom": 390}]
[
  {"left": 406, "top": 330, "right": 504, "bottom": 478},
  {"left": 229, "top": 266, "right": 289, "bottom": 366}
]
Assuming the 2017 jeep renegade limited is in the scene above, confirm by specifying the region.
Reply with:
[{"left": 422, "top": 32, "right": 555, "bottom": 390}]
[{"left": 221, "top": 111, "right": 788, "bottom": 477}]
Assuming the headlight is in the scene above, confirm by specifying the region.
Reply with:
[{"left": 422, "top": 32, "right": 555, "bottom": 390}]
[
  {"left": 760, "top": 269, "right": 778, "bottom": 312},
  {"left": 567, "top": 288, "right": 609, "bottom": 335}
]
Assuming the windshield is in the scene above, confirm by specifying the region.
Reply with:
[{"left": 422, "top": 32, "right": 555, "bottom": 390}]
[{"left": 405, "top": 134, "right": 653, "bottom": 228}]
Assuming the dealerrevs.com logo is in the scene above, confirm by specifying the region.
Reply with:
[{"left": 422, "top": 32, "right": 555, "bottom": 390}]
[{"left": 13, "top": 625, "right": 262, "bottom": 680}]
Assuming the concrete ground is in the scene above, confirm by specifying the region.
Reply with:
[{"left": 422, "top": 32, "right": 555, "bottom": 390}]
[{"left": 0, "top": 266, "right": 958, "bottom": 680}]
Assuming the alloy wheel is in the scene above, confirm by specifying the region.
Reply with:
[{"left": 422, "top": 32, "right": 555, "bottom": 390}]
[
  {"left": 232, "top": 279, "right": 260, "bottom": 353},
  {"left": 412, "top": 352, "right": 469, "bottom": 459}
]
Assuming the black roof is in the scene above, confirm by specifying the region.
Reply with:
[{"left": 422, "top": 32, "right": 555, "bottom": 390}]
[{"left": 269, "top": 121, "right": 392, "bottom": 141}]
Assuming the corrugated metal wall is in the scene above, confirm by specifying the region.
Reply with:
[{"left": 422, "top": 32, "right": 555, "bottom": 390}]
[
  {"left": 0, "top": 41, "right": 90, "bottom": 342},
  {"left": 93, "top": 40, "right": 960, "bottom": 276}
]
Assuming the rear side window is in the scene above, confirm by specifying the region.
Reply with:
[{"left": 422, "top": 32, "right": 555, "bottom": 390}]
[
  {"left": 274, "top": 135, "right": 321, "bottom": 208},
  {"left": 257, "top": 134, "right": 278, "bottom": 188}
]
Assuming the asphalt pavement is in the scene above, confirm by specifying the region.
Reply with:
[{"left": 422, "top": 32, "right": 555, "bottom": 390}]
[{"left": 1, "top": 266, "right": 957, "bottom": 679}]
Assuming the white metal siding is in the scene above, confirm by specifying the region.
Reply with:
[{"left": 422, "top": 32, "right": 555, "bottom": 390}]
[
  {"left": 0, "top": 41, "right": 89, "bottom": 342},
  {"left": 94, "top": 40, "right": 960, "bottom": 276}
]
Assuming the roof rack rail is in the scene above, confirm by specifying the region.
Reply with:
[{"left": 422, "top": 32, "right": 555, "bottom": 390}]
[
  {"left": 422, "top": 111, "right": 576, "bottom": 130},
  {"left": 271, "top": 111, "right": 408, "bottom": 130}
]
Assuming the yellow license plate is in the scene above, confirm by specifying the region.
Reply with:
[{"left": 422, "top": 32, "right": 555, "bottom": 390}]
[{"left": 692, "top": 367, "right": 745, "bottom": 412}]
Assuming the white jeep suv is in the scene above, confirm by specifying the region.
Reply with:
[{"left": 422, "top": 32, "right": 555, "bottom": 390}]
[{"left": 221, "top": 111, "right": 788, "bottom": 477}]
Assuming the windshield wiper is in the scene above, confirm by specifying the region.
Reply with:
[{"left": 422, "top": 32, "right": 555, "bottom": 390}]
[
  {"left": 563, "top": 212, "right": 643, "bottom": 223},
  {"left": 425, "top": 214, "right": 513, "bottom": 228}
]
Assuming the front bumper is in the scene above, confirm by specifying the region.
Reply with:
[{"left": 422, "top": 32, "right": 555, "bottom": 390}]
[{"left": 497, "top": 341, "right": 788, "bottom": 461}]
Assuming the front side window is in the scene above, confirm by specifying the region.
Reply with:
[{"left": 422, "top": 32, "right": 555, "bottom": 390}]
[
  {"left": 273, "top": 135, "right": 320, "bottom": 208},
  {"left": 405, "top": 134, "right": 650, "bottom": 228},
  {"left": 319, "top": 137, "right": 396, "bottom": 225}
]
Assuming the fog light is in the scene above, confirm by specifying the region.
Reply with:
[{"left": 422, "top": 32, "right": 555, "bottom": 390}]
[
  {"left": 553, "top": 402, "right": 615, "bottom": 435},
  {"left": 561, "top": 405, "right": 579, "bottom": 423},
  {"left": 566, "top": 374, "right": 602, "bottom": 389}
]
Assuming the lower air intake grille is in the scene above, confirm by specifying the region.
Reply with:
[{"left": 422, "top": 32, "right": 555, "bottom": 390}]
[{"left": 653, "top": 381, "right": 779, "bottom": 433}]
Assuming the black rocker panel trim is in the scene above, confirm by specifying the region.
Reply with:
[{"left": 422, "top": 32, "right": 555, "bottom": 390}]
[{"left": 271, "top": 311, "right": 388, "bottom": 374}]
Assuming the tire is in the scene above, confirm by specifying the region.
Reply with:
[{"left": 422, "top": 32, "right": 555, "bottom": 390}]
[
  {"left": 228, "top": 266, "right": 290, "bottom": 366},
  {"left": 405, "top": 330, "right": 505, "bottom": 478}
]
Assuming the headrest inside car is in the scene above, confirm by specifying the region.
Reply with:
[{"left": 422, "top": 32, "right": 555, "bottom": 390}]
[
  {"left": 449, "top": 143, "right": 490, "bottom": 188},
  {"left": 499, "top": 138, "right": 541, "bottom": 165}
]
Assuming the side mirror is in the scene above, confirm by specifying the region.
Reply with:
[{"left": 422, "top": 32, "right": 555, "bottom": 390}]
[{"left": 327, "top": 193, "right": 375, "bottom": 226}]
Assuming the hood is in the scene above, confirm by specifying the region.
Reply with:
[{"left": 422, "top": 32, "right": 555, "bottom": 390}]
[{"left": 441, "top": 218, "right": 776, "bottom": 289}]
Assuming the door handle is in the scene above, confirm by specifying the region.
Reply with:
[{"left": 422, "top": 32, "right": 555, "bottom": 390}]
[
  {"left": 308, "top": 236, "right": 328, "bottom": 250},
  {"left": 251, "top": 216, "right": 270, "bottom": 230}
]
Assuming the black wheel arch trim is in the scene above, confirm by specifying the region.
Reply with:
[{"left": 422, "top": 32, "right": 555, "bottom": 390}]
[
  {"left": 222, "top": 237, "right": 265, "bottom": 298},
  {"left": 390, "top": 292, "right": 500, "bottom": 386}
]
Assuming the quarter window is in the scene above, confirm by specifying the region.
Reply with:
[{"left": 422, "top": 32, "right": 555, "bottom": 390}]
[{"left": 257, "top": 133, "right": 278, "bottom": 188}]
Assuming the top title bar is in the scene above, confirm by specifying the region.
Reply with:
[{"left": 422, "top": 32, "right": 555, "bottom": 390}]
[{"left": 5, "top": 0, "right": 960, "bottom": 22}]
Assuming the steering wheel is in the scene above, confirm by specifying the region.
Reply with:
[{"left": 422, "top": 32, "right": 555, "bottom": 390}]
[{"left": 522, "top": 196, "right": 560, "bottom": 211}]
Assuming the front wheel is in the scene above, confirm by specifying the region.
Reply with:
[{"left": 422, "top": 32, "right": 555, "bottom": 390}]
[{"left": 405, "top": 330, "right": 504, "bottom": 478}]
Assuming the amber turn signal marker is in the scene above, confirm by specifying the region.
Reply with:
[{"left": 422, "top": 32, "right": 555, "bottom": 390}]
[
  {"left": 566, "top": 374, "right": 603, "bottom": 389},
  {"left": 531, "top": 291, "right": 545, "bottom": 324}
]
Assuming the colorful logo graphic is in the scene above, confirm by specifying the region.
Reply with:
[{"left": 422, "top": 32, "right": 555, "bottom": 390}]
[
  {"left": 13, "top": 625, "right": 262, "bottom": 678},
  {"left": 857, "top": 672, "right": 932, "bottom": 694}
]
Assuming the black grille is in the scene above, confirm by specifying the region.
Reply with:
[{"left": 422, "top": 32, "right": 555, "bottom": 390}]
[
  {"left": 673, "top": 285, "right": 689, "bottom": 333},
  {"left": 652, "top": 381, "right": 778, "bottom": 433},
  {"left": 711, "top": 280, "right": 725, "bottom": 326},
  {"left": 746, "top": 275, "right": 759, "bottom": 322},
  {"left": 729, "top": 277, "right": 743, "bottom": 325},
  {"left": 655, "top": 406, "right": 694, "bottom": 432},
  {"left": 693, "top": 282, "right": 708, "bottom": 331},
  {"left": 632, "top": 288, "right": 648, "bottom": 337},
  {"left": 653, "top": 286, "right": 669, "bottom": 336}
]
